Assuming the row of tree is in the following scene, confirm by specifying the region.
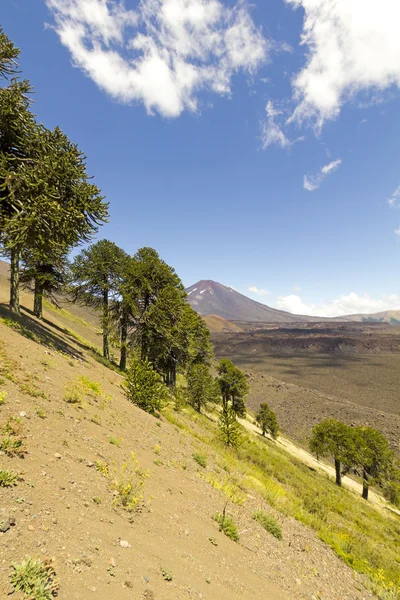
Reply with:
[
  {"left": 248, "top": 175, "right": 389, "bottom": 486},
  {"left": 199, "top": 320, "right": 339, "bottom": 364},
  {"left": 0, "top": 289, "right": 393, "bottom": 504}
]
[
  {"left": 309, "top": 418, "right": 399, "bottom": 502},
  {"left": 0, "top": 28, "right": 108, "bottom": 316},
  {"left": 70, "top": 240, "right": 213, "bottom": 380}
]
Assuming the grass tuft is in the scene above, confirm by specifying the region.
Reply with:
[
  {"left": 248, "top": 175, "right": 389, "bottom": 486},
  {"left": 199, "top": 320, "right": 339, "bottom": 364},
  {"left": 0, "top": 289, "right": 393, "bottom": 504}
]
[
  {"left": 10, "top": 556, "right": 59, "bottom": 599},
  {"left": 253, "top": 509, "right": 282, "bottom": 540}
]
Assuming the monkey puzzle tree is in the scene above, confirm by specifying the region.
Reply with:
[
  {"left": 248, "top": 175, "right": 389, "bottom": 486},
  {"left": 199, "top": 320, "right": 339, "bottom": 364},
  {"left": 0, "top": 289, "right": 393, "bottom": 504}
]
[
  {"left": 219, "top": 406, "right": 243, "bottom": 448},
  {"left": 255, "top": 403, "right": 279, "bottom": 439},
  {"left": 354, "top": 426, "right": 394, "bottom": 501},
  {"left": 186, "top": 363, "right": 218, "bottom": 413},
  {"left": 216, "top": 359, "right": 249, "bottom": 418},
  {"left": 70, "top": 240, "right": 129, "bottom": 360},
  {"left": 309, "top": 419, "right": 357, "bottom": 487},
  {"left": 0, "top": 71, "right": 35, "bottom": 313}
]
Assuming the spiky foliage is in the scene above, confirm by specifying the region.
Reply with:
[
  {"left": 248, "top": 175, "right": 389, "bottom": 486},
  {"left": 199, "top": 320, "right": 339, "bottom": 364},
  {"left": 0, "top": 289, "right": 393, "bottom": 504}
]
[
  {"left": 186, "top": 363, "right": 218, "bottom": 413},
  {"left": 219, "top": 406, "right": 242, "bottom": 448},
  {"left": 255, "top": 403, "right": 279, "bottom": 439},
  {"left": 10, "top": 557, "right": 59, "bottom": 599},
  {"left": 70, "top": 240, "right": 129, "bottom": 359},
  {"left": 125, "top": 358, "right": 170, "bottom": 415},
  {"left": 216, "top": 359, "right": 248, "bottom": 417},
  {"left": 310, "top": 419, "right": 357, "bottom": 487}
]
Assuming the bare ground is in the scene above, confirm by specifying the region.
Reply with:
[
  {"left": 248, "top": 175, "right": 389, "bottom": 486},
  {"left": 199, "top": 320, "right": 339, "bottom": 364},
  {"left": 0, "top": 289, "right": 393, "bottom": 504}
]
[{"left": 0, "top": 295, "right": 379, "bottom": 599}]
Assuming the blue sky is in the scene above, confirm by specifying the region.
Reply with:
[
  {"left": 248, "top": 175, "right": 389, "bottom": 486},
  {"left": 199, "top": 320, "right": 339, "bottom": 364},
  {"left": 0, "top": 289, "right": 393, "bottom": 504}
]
[{"left": 2, "top": 0, "right": 400, "bottom": 317}]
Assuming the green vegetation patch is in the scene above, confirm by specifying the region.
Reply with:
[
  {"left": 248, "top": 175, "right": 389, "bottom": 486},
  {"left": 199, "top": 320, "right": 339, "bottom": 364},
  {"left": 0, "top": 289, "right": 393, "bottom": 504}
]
[
  {"left": 212, "top": 512, "right": 240, "bottom": 542},
  {"left": 253, "top": 510, "right": 282, "bottom": 540},
  {"left": 10, "top": 557, "right": 59, "bottom": 599}
]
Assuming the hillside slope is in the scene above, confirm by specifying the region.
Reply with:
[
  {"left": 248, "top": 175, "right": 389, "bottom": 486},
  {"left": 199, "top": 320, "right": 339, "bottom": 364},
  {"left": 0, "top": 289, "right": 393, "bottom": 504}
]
[{"left": 1, "top": 301, "right": 396, "bottom": 598}]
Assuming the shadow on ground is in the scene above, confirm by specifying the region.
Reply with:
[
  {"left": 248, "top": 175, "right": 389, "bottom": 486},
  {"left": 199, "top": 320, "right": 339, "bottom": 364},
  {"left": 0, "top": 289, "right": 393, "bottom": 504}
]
[{"left": 0, "top": 303, "right": 86, "bottom": 360}]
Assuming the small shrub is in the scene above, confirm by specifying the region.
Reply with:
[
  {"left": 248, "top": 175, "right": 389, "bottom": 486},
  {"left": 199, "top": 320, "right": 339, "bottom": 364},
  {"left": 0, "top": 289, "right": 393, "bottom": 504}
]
[
  {"left": 0, "top": 417, "right": 26, "bottom": 457},
  {"left": 10, "top": 556, "right": 59, "bottom": 599},
  {"left": 161, "top": 567, "right": 173, "bottom": 581},
  {"left": 0, "top": 469, "right": 19, "bottom": 487},
  {"left": 109, "top": 437, "right": 121, "bottom": 447},
  {"left": 92, "top": 496, "right": 101, "bottom": 505},
  {"left": 0, "top": 390, "right": 7, "bottom": 405},
  {"left": 192, "top": 453, "right": 207, "bottom": 468},
  {"left": 35, "top": 408, "right": 46, "bottom": 419},
  {"left": 154, "top": 444, "right": 161, "bottom": 455},
  {"left": 212, "top": 512, "right": 239, "bottom": 542},
  {"left": 95, "top": 461, "right": 109, "bottom": 476},
  {"left": 63, "top": 381, "right": 83, "bottom": 405},
  {"left": 109, "top": 453, "right": 150, "bottom": 512},
  {"left": 19, "top": 383, "right": 46, "bottom": 399},
  {"left": 124, "top": 358, "right": 170, "bottom": 415},
  {"left": 78, "top": 376, "right": 102, "bottom": 398},
  {"left": 253, "top": 510, "right": 282, "bottom": 540}
]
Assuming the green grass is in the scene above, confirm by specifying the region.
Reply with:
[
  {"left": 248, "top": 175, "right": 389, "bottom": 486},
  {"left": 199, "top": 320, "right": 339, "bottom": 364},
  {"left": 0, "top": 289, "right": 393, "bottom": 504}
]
[
  {"left": 253, "top": 510, "right": 282, "bottom": 540},
  {"left": 212, "top": 512, "right": 240, "bottom": 542},
  {"left": 109, "top": 437, "right": 121, "bottom": 447},
  {"left": 10, "top": 557, "right": 59, "bottom": 599},
  {"left": 163, "top": 405, "right": 400, "bottom": 599},
  {"left": 192, "top": 453, "right": 207, "bottom": 468},
  {"left": 0, "top": 469, "right": 19, "bottom": 487}
]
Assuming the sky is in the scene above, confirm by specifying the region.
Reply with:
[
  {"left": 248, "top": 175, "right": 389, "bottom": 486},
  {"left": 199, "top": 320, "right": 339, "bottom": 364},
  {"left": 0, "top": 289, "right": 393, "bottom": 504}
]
[{"left": 2, "top": 0, "right": 400, "bottom": 318}]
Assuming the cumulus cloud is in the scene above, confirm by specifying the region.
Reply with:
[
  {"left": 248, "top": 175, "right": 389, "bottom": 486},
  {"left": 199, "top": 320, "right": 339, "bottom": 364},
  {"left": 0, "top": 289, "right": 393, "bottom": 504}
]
[
  {"left": 276, "top": 292, "right": 400, "bottom": 318},
  {"left": 285, "top": 0, "right": 400, "bottom": 128},
  {"left": 248, "top": 286, "right": 270, "bottom": 296},
  {"left": 46, "top": 0, "right": 268, "bottom": 117},
  {"left": 303, "top": 158, "right": 341, "bottom": 191},
  {"left": 388, "top": 184, "right": 400, "bottom": 207}
]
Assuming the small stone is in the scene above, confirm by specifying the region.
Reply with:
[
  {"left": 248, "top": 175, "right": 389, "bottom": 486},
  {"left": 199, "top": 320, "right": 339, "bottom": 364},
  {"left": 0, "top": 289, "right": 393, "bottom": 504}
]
[
  {"left": 54, "top": 453, "right": 62, "bottom": 459},
  {"left": 119, "top": 540, "right": 131, "bottom": 548},
  {"left": 20, "top": 411, "right": 27, "bottom": 418},
  {"left": 28, "top": 525, "right": 34, "bottom": 531},
  {"left": 109, "top": 558, "right": 116, "bottom": 567},
  {"left": 87, "top": 461, "right": 95, "bottom": 468}
]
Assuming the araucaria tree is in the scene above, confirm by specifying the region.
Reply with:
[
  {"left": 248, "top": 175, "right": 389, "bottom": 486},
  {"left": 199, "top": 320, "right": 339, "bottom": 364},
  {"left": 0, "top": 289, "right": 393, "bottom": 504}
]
[
  {"left": 0, "top": 29, "right": 108, "bottom": 316},
  {"left": 309, "top": 419, "right": 356, "bottom": 487},
  {"left": 216, "top": 359, "right": 249, "bottom": 418},
  {"left": 70, "top": 240, "right": 129, "bottom": 360},
  {"left": 256, "top": 403, "right": 279, "bottom": 439},
  {"left": 125, "top": 358, "right": 170, "bottom": 415},
  {"left": 186, "top": 363, "right": 218, "bottom": 413},
  {"left": 354, "top": 426, "right": 394, "bottom": 501},
  {"left": 219, "top": 406, "right": 242, "bottom": 448}
]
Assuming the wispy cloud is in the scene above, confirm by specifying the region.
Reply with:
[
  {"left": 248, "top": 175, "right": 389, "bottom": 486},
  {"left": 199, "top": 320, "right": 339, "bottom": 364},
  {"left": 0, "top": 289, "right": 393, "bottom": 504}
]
[
  {"left": 304, "top": 159, "right": 342, "bottom": 191},
  {"left": 388, "top": 184, "right": 400, "bottom": 207},
  {"left": 46, "top": 0, "right": 268, "bottom": 118},
  {"left": 260, "top": 101, "right": 291, "bottom": 149},
  {"left": 276, "top": 292, "right": 400, "bottom": 318},
  {"left": 248, "top": 286, "right": 270, "bottom": 296},
  {"left": 260, "top": 100, "right": 304, "bottom": 149}
]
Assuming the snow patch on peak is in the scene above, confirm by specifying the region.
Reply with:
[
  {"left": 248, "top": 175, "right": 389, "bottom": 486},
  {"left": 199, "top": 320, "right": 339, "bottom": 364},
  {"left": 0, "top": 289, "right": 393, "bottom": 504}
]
[{"left": 188, "top": 288, "right": 197, "bottom": 295}]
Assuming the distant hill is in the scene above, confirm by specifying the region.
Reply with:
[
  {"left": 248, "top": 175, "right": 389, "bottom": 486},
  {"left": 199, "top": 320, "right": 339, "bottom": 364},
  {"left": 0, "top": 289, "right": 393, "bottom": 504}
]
[
  {"left": 335, "top": 310, "right": 400, "bottom": 324},
  {"left": 203, "top": 314, "right": 244, "bottom": 333},
  {"left": 186, "top": 280, "right": 316, "bottom": 323}
]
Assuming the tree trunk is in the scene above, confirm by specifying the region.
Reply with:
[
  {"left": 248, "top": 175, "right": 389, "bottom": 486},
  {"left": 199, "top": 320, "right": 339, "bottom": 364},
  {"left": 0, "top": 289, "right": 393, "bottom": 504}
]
[
  {"left": 102, "top": 289, "right": 109, "bottom": 360},
  {"left": 119, "top": 305, "right": 128, "bottom": 371},
  {"left": 334, "top": 458, "right": 342, "bottom": 486},
  {"left": 362, "top": 468, "right": 369, "bottom": 500},
  {"left": 33, "top": 279, "right": 43, "bottom": 319},
  {"left": 10, "top": 248, "right": 20, "bottom": 315}
]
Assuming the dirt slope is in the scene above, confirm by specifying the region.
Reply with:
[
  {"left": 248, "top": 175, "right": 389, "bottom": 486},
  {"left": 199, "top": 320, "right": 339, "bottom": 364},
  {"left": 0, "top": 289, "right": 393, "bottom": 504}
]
[
  {"left": 0, "top": 305, "right": 378, "bottom": 599},
  {"left": 204, "top": 315, "right": 243, "bottom": 333}
]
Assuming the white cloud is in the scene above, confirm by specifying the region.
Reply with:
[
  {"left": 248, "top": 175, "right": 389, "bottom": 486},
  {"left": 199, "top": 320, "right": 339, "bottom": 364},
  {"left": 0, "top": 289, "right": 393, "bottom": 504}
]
[
  {"left": 303, "top": 158, "right": 341, "bottom": 191},
  {"left": 276, "top": 292, "right": 400, "bottom": 318},
  {"left": 388, "top": 184, "right": 400, "bottom": 207},
  {"left": 248, "top": 285, "right": 270, "bottom": 296},
  {"left": 260, "top": 101, "right": 291, "bottom": 149},
  {"left": 285, "top": 0, "right": 400, "bottom": 128},
  {"left": 46, "top": 0, "right": 268, "bottom": 117},
  {"left": 395, "top": 228, "right": 400, "bottom": 236}
]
